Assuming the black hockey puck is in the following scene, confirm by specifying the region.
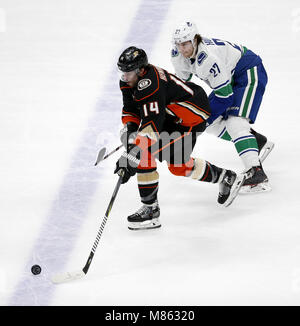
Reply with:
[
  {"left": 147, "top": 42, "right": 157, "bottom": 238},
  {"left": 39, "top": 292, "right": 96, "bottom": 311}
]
[{"left": 31, "top": 264, "right": 42, "bottom": 275}]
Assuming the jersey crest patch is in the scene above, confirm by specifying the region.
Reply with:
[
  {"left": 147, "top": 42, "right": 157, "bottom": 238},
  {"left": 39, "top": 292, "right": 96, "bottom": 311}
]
[
  {"left": 138, "top": 79, "right": 152, "bottom": 91},
  {"left": 197, "top": 51, "right": 207, "bottom": 66}
]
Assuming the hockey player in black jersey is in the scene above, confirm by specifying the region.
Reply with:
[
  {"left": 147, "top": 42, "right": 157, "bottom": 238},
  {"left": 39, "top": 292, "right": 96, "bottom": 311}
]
[{"left": 114, "top": 46, "right": 246, "bottom": 230}]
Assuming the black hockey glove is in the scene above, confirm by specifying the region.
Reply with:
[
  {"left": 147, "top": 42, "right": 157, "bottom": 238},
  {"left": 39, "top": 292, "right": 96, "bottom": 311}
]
[
  {"left": 120, "top": 122, "right": 138, "bottom": 150},
  {"left": 114, "top": 144, "right": 141, "bottom": 184}
]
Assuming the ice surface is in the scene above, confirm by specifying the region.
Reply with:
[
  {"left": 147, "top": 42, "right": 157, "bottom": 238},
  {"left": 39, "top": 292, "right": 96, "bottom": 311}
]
[{"left": 0, "top": 0, "right": 300, "bottom": 306}]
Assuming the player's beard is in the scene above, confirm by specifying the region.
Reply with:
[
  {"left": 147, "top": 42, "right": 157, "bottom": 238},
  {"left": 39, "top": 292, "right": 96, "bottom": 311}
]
[{"left": 127, "top": 76, "right": 138, "bottom": 88}]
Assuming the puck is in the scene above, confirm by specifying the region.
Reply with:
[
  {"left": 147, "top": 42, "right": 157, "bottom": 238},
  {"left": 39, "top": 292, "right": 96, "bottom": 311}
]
[{"left": 31, "top": 264, "right": 42, "bottom": 275}]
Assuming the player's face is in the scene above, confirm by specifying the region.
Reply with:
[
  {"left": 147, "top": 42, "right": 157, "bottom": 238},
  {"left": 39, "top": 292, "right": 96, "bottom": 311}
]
[
  {"left": 176, "top": 41, "right": 194, "bottom": 58},
  {"left": 119, "top": 70, "right": 139, "bottom": 87}
]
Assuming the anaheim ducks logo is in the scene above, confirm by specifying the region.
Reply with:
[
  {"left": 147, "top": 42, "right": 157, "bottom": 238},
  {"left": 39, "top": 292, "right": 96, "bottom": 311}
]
[{"left": 137, "top": 79, "right": 151, "bottom": 90}]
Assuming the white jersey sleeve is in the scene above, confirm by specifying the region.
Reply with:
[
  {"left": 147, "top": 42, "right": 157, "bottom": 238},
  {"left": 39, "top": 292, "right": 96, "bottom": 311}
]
[{"left": 170, "top": 48, "right": 192, "bottom": 81}]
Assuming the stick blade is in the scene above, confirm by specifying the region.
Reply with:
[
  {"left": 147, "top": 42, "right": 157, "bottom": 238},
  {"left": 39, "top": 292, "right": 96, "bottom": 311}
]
[
  {"left": 94, "top": 147, "right": 106, "bottom": 166},
  {"left": 51, "top": 270, "right": 85, "bottom": 284}
]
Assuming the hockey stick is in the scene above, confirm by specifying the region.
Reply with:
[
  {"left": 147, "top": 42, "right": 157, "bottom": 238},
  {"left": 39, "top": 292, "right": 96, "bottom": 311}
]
[
  {"left": 94, "top": 144, "right": 123, "bottom": 166},
  {"left": 51, "top": 170, "right": 124, "bottom": 284}
]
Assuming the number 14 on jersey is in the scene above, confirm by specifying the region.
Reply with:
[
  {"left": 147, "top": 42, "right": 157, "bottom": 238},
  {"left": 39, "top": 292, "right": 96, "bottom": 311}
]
[{"left": 143, "top": 101, "right": 159, "bottom": 117}]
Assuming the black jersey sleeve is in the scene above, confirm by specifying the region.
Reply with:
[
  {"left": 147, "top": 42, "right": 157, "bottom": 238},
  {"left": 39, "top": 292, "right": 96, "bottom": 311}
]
[{"left": 120, "top": 80, "right": 141, "bottom": 126}]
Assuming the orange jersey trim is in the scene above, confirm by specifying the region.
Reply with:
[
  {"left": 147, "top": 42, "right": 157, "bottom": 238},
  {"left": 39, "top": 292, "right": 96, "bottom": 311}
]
[
  {"left": 122, "top": 109, "right": 140, "bottom": 119},
  {"left": 122, "top": 116, "right": 140, "bottom": 125},
  {"left": 167, "top": 103, "right": 205, "bottom": 127},
  {"left": 185, "top": 101, "right": 210, "bottom": 116},
  {"left": 122, "top": 109, "right": 141, "bottom": 125},
  {"left": 120, "top": 86, "right": 132, "bottom": 90},
  {"left": 201, "top": 163, "right": 210, "bottom": 181},
  {"left": 134, "top": 67, "right": 160, "bottom": 102},
  {"left": 138, "top": 185, "right": 158, "bottom": 189},
  {"left": 140, "top": 120, "right": 159, "bottom": 133}
]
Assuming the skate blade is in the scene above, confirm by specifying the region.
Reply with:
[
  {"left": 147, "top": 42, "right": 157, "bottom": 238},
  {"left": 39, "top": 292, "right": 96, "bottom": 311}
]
[
  {"left": 259, "top": 141, "right": 274, "bottom": 163},
  {"left": 240, "top": 181, "right": 272, "bottom": 194},
  {"left": 128, "top": 218, "right": 161, "bottom": 231},
  {"left": 223, "top": 173, "right": 246, "bottom": 207}
]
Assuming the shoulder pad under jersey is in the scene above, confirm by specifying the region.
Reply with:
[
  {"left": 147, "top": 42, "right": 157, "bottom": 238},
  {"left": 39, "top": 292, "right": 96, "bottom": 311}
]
[{"left": 134, "top": 65, "right": 160, "bottom": 102}]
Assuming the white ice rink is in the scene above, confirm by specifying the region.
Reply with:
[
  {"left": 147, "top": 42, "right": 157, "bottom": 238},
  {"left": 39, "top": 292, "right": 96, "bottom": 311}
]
[{"left": 1, "top": 0, "right": 300, "bottom": 306}]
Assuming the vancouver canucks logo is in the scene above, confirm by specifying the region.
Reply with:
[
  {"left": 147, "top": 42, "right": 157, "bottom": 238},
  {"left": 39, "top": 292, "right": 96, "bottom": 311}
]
[
  {"left": 138, "top": 79, "right": 151, "bottom": 90},
  {"left": 171, "top": 48, "right": 179, "bottom": 57},
  {"left": 197, "top": 51, "right": 207, "bottom": 66}
]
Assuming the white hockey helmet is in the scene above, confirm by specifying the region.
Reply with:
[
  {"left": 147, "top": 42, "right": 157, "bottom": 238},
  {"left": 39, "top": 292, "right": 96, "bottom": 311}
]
[{"left": 172, "top": 21, "right": 198, "bottom": 45}]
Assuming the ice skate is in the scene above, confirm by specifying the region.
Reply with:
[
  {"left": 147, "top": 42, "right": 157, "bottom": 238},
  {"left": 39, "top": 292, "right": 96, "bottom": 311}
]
[
  {"left": 259, "top": 141, "right": 275, "bottom": 163},
  {"left": 127, "top": 201, "right": 161, "bottom": 230},
  {"left": 218, "top": 170, "right": 246, "bottom": 207},
  {"left": 250, "top": 128, "right": 274, "bottom": 163},
  {"left": 240, "top": 165, "right": 271, "bottom": 194}
]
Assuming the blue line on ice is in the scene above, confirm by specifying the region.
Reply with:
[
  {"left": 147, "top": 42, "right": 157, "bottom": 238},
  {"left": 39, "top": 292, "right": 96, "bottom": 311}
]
[{"left": 9, "top": 0, "right": 173, "bottom": 306}]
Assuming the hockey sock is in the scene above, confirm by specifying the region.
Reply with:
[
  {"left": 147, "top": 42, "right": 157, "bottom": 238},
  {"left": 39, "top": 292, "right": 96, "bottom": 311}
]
[
  {"left": 137, "top": 170, "right": 159, "bottom": 205},
  {"left": 226, "top": 116, "right": 260, "bottom": 169},
  {"left": 205, "top": 116, "right": 232, "bottom": 141},
  {"left": 218, "top": 127, "right": 232, "bottom": 141},
  {"left": 188, "top": 158, "right": 223, "bottom": 183},
  {"left": 218, "top": 127, "right": 260, "bottom": 169},
  {"left": 233, "top": 135, "right": 260, "bottom": 169}
]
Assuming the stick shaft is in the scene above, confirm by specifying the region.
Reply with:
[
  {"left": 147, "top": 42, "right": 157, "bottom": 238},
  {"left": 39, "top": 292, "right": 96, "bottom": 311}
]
[
  {"left": 102, "top": 144, "right": 123, "bottom": 160},
  {"left": 82, "top": 173, "right": 123, "bottom": 274}
]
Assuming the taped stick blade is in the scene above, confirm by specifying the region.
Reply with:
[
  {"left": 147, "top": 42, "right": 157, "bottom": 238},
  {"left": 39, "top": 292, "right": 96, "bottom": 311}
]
[
  {"left": 94, "top": 148, "right": 106, "bottom": 166},
  {"left": 51, "top": 270, "right": 85, "bottom": 284}
]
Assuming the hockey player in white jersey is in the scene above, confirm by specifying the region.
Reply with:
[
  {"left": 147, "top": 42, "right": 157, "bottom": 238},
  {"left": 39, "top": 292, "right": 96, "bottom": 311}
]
[{"left": 171, "top": 21, "right": 274, "bottom": 193}]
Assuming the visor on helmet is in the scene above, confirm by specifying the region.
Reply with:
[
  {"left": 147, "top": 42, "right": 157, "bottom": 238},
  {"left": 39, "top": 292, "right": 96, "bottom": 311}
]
[{"left": 118, "top": 67, "right": 140, "bottom": 83}]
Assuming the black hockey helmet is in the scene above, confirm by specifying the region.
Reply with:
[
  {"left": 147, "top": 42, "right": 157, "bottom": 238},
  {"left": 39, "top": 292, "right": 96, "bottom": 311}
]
[{"left": 117, "top": 46, "right": 148, "bottom": 72}]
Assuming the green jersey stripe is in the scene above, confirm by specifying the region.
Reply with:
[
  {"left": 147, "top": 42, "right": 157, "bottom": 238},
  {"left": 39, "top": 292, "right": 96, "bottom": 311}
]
[
  {"left": 240, "top": 67, "right": 257, "bottom": 118},
  {"left": 185, "top": 73, "right": 193, "bottom": 82},
  {"left": 214, "top": 84, "right": 233, "bottom": 98}
]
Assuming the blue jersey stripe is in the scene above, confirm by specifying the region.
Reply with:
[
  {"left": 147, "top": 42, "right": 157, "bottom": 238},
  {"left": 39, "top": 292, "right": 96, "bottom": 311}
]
[
  {"left": 234, "top": 135, "right": 255, "bottom": 143},
  {"left": 213, "top": 79, "right": 230, "bottom": 91}
]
